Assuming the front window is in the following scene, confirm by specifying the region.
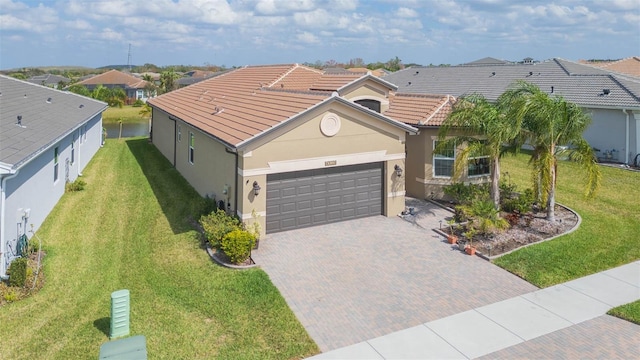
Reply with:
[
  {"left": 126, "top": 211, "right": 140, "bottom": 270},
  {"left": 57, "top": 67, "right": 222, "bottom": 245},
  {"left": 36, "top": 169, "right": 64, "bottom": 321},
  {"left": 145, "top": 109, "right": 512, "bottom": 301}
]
[
  {"left": 189, "top": 132, "right": 195, "bottom": 164},
  {"left": 467, "top": 140, "right": 490, "bottom": 177},
  {"left": 137, "top": 90, "right": 144, "bottom": 99},
  {"left": 433, "top": 141, "right": 454, "bottom": 177},
  {"left": 54, "top": 147, "right": 59, "bottom": 182}
]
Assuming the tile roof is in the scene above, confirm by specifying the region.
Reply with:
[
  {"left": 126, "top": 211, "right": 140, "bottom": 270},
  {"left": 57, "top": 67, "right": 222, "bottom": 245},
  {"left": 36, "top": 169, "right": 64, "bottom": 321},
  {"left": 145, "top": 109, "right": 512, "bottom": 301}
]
[
  {"left": 76, "top": 69, "right": 149, "bottom": 89},
  {"left": 384, "top": 94, "right": 454, "bottom": 126},
  {"left": 148, "top": 64, "right": 415, "bottom": 148},
  {"left": 463, "top": 57, "right": 510, "bottom": 65},
  {"left": 383, "top": 58, "right": 640, "bottom": 109},
  {"left": 27, "top": 74, "right": 71, "bottom": 86},
  {"left": 0, "top": 75, "right": 107, "bottom": 170},
  {"left": 580, "top": 57, "right": 640, "bottom": 78}
]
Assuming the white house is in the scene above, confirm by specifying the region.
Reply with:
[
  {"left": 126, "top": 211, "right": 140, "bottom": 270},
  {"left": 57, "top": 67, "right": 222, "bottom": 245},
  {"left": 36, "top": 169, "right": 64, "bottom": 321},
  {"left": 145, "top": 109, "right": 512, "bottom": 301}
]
[{"left": 0, "top": 75, "right": 107, "bottom": 279}]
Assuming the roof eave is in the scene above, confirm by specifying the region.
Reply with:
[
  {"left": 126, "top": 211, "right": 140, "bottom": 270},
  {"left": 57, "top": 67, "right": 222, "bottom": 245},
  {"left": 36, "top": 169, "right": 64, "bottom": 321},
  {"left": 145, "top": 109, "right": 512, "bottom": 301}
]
[{"left": 337, "top": 74, "right": 399, "bottom": 94}]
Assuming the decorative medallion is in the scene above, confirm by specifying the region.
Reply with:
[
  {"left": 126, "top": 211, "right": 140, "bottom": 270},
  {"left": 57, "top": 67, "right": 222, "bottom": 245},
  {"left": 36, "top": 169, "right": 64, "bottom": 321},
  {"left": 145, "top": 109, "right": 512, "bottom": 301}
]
[{"left": 320, "top": 112, "right": 341, "bottom": 137}]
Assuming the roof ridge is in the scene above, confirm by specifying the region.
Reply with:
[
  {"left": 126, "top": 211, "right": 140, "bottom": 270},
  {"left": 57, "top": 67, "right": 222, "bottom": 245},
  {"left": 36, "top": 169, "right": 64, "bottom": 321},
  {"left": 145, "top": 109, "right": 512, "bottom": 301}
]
[
  {"left": 267, "top": 64, "right": 303, "bottom": 87},
  {"left": 607, "top": 75, "right": 640, "bottom": 103},
  {"left": 394, "top": 93, "right": 449, "bottom": 99},
  {"left": 422, "top": 94, "right": 454, "bottom": 125}
]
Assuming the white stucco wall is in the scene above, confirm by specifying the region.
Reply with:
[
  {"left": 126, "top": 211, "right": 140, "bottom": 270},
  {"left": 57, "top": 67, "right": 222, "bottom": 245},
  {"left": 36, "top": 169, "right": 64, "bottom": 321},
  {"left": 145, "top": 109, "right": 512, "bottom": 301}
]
[
  {"left": 1, "top": 113, "right": 102, "bottom": 277},
  {"left": 583, "top": 108, "right": 633, "bottom": 163}
]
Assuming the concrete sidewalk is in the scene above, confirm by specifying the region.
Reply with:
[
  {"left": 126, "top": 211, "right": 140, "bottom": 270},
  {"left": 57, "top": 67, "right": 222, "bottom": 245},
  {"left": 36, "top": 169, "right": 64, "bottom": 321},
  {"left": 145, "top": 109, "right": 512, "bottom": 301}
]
[{"left": 309, "top": 261, "right": 640, "bottom": 359}]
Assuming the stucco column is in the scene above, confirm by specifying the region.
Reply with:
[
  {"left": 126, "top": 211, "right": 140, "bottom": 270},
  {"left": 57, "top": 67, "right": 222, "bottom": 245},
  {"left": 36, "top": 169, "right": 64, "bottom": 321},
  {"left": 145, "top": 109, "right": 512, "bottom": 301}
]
[
  {"left": 386, "top": 160, "right": 406, "bottom": 217},
  {"left": 238, "top": 173, "right": 267, "bottom": 240}
]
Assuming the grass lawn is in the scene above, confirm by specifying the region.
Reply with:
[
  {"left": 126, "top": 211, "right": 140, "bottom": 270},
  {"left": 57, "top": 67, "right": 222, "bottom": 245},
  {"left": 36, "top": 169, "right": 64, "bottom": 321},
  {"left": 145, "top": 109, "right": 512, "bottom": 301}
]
[
  {"left": 608, "top": 300, "right": 640, "bottom": 325},
  {"left": 103, "top": 105, "right": 149, "bottom": 124},
  {"left": 0, "top": 139, "right": 318, "bottom": 359},
  {"left": 495, "top": 153, "right": 640, "bottom": 288}
]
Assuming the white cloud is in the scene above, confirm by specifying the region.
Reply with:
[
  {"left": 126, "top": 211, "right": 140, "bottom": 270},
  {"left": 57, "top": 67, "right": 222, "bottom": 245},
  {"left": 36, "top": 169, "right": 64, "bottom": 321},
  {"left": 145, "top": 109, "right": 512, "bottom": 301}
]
[
  {"left": 100, "top": 28, "right": 123, "bottom": 41},
  {"left": 396, "top": 7, "right": 418, "bottom": 18},
  {"left": 297, "top": 31, "right": 320, "bottom": 43},
  {"left": 255, "top": 0, "right": 316, "bottom": 15},
  {"left": 65, "top": 19, "right": 92, "bottom": 30}
]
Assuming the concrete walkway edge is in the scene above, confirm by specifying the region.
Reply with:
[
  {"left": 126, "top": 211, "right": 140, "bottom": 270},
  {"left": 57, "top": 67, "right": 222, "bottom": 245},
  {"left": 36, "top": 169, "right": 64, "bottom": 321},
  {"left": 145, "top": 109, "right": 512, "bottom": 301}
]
[{"left": 309, "top": 261, "right": 640, "bottom": 359}]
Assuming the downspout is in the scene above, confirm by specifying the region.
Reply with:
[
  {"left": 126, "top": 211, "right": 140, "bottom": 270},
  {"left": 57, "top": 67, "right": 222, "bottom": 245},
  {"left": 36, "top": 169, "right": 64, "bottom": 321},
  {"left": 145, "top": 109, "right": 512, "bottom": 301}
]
[
  {"left": 623, "top": 109, "right": 629, "bottom": 164},
  {"left": 0, "top": 169, "right": 20, "bottom": 279},
  {"left": 173, "top": 119, "right": 177, "bottom": 166},
  {"left": 225, "top": 148, "right": 239, "bottom": 218}
]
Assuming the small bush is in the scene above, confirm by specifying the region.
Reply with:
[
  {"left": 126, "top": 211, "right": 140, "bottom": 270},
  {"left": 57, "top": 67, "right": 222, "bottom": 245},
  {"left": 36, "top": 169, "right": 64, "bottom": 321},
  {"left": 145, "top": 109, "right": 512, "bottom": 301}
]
[
  {"left": 3, "top": 290, "right": 18, "bottom": 302},
  {"left": 132, "top": 99, "right": 145, "bottom": 107},
  {"left": 8, "top": 258, "right": 28, "bottom": 287},
  {"left": 200, "top": 209, "right": 241, "bottom": 248},
  {"left": 444, "top": 182, "right": 489, "bottom": 205},
  {"left": 198, "top": 195, "right": 218, "bottom": 218},
  {"left": 65, "top": 178, "right": 86, "bottom": 192},
  {"left": 501, "top": 188, "right": 535, "bottom": 214},
  {"left": 220, "top": 229, "right": 256, "bottom": 264}
]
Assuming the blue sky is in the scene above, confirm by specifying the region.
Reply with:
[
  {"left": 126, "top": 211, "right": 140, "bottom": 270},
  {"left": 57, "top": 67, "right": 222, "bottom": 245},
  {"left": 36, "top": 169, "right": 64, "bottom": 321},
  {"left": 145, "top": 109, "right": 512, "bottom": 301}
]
[{"left": 1, "top": 0, "right": 639, "bottom": 70}]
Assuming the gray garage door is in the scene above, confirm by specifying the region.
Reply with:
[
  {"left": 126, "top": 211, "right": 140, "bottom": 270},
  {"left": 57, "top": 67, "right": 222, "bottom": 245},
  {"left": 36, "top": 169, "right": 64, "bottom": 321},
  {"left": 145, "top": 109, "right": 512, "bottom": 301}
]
[{"left": 266, "top": 162, "right": 383, "bottom": 233}]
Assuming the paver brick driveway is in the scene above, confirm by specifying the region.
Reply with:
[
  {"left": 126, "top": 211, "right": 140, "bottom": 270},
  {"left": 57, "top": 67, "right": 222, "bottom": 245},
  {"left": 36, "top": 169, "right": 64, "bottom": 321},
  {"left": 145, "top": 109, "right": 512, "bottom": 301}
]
[{"left": 252, "top": 204, "right": 538, "bottom": 352}]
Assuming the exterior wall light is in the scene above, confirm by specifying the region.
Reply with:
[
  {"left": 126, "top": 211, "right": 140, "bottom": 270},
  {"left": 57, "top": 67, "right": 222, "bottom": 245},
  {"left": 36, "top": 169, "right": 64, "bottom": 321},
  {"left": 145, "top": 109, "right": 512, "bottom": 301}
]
[
  {"left": 394, "top": 164, "right": 403, "bottom": 177},
  {"left": 253, "top": 181, "right": 261, "bottom": 196}
]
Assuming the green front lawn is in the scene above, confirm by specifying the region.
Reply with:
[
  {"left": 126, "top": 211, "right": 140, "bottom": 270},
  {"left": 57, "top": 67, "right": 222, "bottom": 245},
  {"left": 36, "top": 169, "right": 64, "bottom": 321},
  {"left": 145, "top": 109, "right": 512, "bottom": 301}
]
[
  {"left": 608, "top": 300, "right": 640, "bottom": 325},
  {"left": 0, "top": 139, "right": 318, "bottom": 359},
  {"left": 495, "top": 153, "right": 640, "bottom": 288},
  {"left": 103, "top": 105, "right": 149, "bottom": 124}
]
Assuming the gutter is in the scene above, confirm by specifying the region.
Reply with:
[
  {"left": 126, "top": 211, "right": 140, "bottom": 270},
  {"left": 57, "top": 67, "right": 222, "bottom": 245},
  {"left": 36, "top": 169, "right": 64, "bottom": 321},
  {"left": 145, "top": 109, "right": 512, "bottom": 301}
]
[{"left": 0, "top": 169, "right": 20, "bottom": 279}]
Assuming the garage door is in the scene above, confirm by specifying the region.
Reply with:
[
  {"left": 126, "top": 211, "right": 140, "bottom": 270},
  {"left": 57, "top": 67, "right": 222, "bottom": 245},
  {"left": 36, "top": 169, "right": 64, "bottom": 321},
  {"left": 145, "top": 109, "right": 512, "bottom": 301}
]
[{"left": 266, "top": 162, "right": 383, "bottom": 233}]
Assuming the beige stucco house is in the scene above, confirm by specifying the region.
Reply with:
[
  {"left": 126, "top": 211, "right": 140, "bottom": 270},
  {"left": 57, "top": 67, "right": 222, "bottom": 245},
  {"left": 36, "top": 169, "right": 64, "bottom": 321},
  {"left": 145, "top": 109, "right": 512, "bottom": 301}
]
[{"left": 148, "top": 64, "right": 424, "bottom": 237}]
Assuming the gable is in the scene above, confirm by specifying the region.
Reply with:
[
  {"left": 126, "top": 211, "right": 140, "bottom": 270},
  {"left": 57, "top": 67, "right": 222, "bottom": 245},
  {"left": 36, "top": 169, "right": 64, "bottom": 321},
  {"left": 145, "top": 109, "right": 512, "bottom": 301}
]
[{"left": 240, "top": 99, "right": 411, "bottom": 172}]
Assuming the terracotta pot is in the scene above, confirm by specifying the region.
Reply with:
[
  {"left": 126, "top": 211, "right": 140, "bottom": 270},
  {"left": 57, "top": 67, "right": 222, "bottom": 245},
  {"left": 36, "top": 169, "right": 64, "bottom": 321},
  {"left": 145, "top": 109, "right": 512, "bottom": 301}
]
[
  {"left": 465, "top": 246, "right": 476, "bottom": 256},
  {"left": 447, "top": 235, "right": 458, "bottom": 244}
]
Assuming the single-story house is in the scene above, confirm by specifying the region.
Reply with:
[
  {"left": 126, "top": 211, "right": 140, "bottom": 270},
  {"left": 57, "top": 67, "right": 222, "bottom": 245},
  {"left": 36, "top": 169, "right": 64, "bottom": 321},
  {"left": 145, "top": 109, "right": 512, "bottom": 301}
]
[
  {"left": 580, "top": 57, "right": 640, "bottom": 78},
  {"left": 75, "top": 69, "right": 153, "bottom": 103},
  {"left": 148, "top": 64, "right": 422, "bottom": 237},
  {"left": 0, "top": 75, "right": 107, "bottom": 278},
  {"left": 27, "top": 74, "right": 71, "bottom": 89},
  {"left": 383, "top": 58, "right": 640, "bottom": 165}
]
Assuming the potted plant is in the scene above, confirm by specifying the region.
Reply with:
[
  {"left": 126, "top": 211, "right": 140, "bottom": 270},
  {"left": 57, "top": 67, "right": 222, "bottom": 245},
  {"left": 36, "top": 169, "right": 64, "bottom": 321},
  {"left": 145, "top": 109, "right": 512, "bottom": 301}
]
[
  {"left": 446, "top": 219, "right": 458, "bottom": 244},
  {"left": 463, "top": 227, "right": 477, "bottom": 255}
]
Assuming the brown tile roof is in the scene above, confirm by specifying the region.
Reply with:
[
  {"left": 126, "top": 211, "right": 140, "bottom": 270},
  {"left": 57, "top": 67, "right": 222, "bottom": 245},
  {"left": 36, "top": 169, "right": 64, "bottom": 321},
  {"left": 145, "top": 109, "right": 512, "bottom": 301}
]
[
  {"left": 271, "top": 66, "right": 324, "bottom": 90},
  {"left": 384, "top": 93, "right": 455, "bottom": 126},
  {"left": 148, "top": 64, "right": 331, "bottom": 146},
  {"left": 76, "top": 69, "right": 149, "bottom": 89},
  {"left": 347, "top": 67, "right": 386, "bottom": 77},
  {"left": 310, "top": 73, "right": 363, "bottom": 91},
  {"left": 580, "top": 57, "right": 640, "bottom": 78}
]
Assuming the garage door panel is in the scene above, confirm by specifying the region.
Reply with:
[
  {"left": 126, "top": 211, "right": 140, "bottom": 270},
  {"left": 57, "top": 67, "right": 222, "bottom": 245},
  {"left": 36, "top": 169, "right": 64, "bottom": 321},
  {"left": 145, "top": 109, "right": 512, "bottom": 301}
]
[{"left": 266, "top": 162, "right": 383, "bottom": 233}]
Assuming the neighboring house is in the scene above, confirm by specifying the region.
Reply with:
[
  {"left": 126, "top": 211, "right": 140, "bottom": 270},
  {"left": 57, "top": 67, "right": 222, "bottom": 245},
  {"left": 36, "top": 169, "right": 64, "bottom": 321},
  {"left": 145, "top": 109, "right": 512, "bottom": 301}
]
[
  {"left": 176, "top": 69, "right": 231, "bottom": 88},
  {"left": 0, "top": 75, "right": 107, "bottom": 278},
  {"left": 384, "top": 58, "right": 640, "bottom": 165},
  {"left": 27, "top": 74, "right": 71, "bottom": 89},
  {"left": 580, "top": 57, "right": 640, "bottom": 78},
  {"left": 148, "top": 64, "right": 418, "bottom": 237},
  {"left": 346, "top": 67, "right": 388, "bottom": 77},
  {"left": 75, "top": 69, "right": 152, "bottom": 103}
]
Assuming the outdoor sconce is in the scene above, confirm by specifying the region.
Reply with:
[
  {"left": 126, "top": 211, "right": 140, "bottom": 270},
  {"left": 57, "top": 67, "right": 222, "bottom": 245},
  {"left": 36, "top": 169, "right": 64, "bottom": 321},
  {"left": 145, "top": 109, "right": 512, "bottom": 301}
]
[
  {"left": 394, "top": 164, "right": 403, "bottom": 177},
  {"left": 252, "top": 181, "right": 261, "bottom": 196}
]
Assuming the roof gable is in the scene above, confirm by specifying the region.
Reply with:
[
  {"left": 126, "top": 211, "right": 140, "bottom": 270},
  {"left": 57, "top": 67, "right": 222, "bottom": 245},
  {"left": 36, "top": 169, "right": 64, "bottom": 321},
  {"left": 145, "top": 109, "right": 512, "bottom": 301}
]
[
  {"left": 384, "top": 94, "right": 454, "bottom": 126},
  {"left": 0, "top": 75, "right": 107, "bottom": 170},
  {"left": 76, "top": 69, "right": 149, "bottom": 89}
]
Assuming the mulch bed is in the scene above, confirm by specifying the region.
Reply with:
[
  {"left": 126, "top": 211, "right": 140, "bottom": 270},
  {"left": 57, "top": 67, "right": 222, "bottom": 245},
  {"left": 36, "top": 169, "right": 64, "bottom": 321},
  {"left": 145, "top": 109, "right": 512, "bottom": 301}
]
[{"left": 446, "top": 205, "right": 578, "bottom": 257}]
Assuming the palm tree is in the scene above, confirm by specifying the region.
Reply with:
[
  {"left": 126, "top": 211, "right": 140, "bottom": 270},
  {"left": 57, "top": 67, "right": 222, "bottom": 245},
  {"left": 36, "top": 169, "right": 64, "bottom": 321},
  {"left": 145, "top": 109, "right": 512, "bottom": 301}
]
[
  {"left": 501, "top": 81, "right": 601, "bottom": 221},
  {"left": 438, "top": 94, "right": 523, "bottom": 208},
  {"left": 160, "top": 69, "right": 180, "bottom": 94}
]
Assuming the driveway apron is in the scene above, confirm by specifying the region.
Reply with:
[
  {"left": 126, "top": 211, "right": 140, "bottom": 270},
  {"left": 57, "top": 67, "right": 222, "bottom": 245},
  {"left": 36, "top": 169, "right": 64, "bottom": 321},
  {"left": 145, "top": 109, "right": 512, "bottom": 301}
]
[{"left": 252, "top": 203, "right": 538, "bottom": 352}]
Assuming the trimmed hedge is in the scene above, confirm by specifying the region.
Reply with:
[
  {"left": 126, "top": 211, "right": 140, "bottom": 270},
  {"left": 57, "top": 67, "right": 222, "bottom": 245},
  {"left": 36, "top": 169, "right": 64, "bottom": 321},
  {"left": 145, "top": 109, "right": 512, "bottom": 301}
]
[{"left": 8, "top": 258, "right": 27, "bottom": 287}]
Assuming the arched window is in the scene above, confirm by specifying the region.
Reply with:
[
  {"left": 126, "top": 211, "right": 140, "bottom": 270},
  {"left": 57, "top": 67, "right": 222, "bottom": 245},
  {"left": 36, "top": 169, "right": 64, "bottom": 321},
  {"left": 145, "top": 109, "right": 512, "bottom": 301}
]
[{"left": 355, "top": 99, "right": 381, "bottom": 113}]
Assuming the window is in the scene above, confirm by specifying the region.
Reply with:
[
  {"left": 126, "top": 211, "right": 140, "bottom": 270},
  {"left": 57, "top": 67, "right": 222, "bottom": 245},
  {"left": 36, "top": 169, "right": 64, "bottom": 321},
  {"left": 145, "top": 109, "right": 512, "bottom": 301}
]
[
  {"left": 71, "top": 137, "right": 75, "bottom": 164},
  {"left": 189, "top": 132, "right": 194, "bottom": 164},
  {"left": 355, "top": 99, "right": 381, "bottom": 113},
  {"left": 54, "top": 147, "right": 59, "bottom": 182},
  {"left": 433, "top": 141, "right": 455, "bottom": 177},
  {"left": 137, "top": 90, "right": 144, "bottom": 99},
  {"left": 177, "top": 125, "right": 182, "bottom": 142},
  {"left": 467, "top": 140, "right": 491, "bottom": 177}
]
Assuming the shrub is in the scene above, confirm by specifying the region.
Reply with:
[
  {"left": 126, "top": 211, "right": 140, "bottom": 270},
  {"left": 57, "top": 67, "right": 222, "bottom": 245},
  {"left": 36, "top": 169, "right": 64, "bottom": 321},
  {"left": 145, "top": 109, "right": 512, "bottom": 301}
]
[
  {"left": 460, "top": 199, "right": 509, "bottom": 235},
  {"left": 132, "top": 99, "right": 145, "bottom": 107},
  {"left": 198, "top": 195, "right": 218, "bottom": 218},
  {"left": 65, "top": 178, "right": 86, "bottom": 192},
  {"left": 199, "top": 209, "right": 241, "bottom": 248},
  {"left": 3, "top": 290, "right": 18, "bottom": 302},
  {"left": 501, "top": 188, "right": 535, "bottom": 214},
  {"left": 220, "top": 229, "right": 256, "bottom": 264},
  {"left": 443, "top": 182, "right": 489, "bottom": 205},
  {"left": 8, "top": 258, "right": 28, "bottom": 287}
]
